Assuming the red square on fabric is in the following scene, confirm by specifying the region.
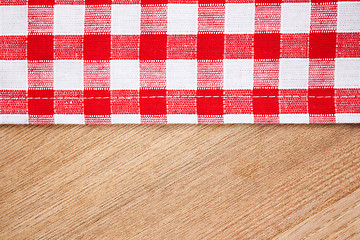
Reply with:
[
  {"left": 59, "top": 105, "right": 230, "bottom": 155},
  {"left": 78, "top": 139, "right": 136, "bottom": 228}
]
[
  {"left": 111, "top": 90, "right": 139, "bottom": 114},
  {"left": 54, "top": 35, "right": 83, "bottom": 60},
  {"left": 256, "top": 0, "right": 281, "bottom": 3},
  {"left": 255, "top": 5, "right": 281, "bottom": 33},
  {"left": 28, "top": 6, "right": 54, "bottom": 34},
  {"left": 0, "top": 90, "right": 27, "bottom": 114},
  {"left": 0, "top": 36, "right": 27, "bottom": 60},
  {"left": 336, "top": 33, "right": 360, "bottom": 58},
  {"left": 85, "top": 0, "right": 111, "bottom": 4},
  {"left": 167, "top": 35, "right": 197, "bottom": 59},
  {"left": 141, "top": 0, "right": 167, "bottom": 4},
  {"left": 253, "top": 60, "right": 279, "bottom": 88},
  {"left": 54, "top": 90, "right": 84, "bottom": 114},
  {"left": 226, "top": 0, "right": 254, "bottom": 2},
  {"left": 84, "top": 90, "right": 111, "bottom": 115},
  {"left": 197, "top": 34, "right": 224, "bottom": 60},
  {"left": 311, "top": 0, "right": 337, "bottom": 3},
  {"left": 279, "top": 89, "right": 308, "bottom": 114},
  {"left": 140, "top": 34, "right": 167, "bottom": 60},
  {"left": 85, "top": 116, "right": 111, "bottom": 124},
  {"left": 28, "top": 90, "right": 54, "bottom": 115},
  {"left": 224, "top": 34, "right": 254, "bottom": 59},
  {"left": 167, "top": 90, "right": 196, "bottom": 114},
  {"left": 28, "top": 62, "right": 54, "bottom": 89},
  {"left": 3, "top": 0, "right": 28, "bottom": 4},
  {"left": 310, "top": 4, "right": 337, "bottom": 32},
  {"left": 28, "top": 0, "right": 54, "bottom": 4},
  {"left": 309, "top": 32, "right": 336, "bottom": 59},
  {"left": 84, "top": 34, "right": 111, "bottom": 61},
  {"left": 112, "top": 0, "right": 139, "bottom": 3},
  {"left": 198, "top": 0, "right": 225, "bottom": 3},
  {"left": 254, "top": 33, "right": 280, "bottom": 60},
  {"left": 224, "top": 90, "right": 252, "bottom": 114},
  {"left": 198, "top": 5, "right": 225, "bottom": 33},
  {"left": 56, "top": 0, "right": 85, "bottom": 3},
  {"left": 335, "top": 89, "right": 360, "bottom": 114},
  {"left": 28, "top": 35, "right": 54, "bottom": 61},
  {"left": 141, "top": 5, "right": 167, "bottom": 33},
  {"left": 111, "top": 35, "right": 139, "bottom": 60},
  {"left": 84, "top": 62, "right": 110, "bottom": 88},
  {"left": 197, "top": 61, "right": 223, "bottom": 89},
  {"left": 140, "top": 61, "right": 166, "bottom": 89},
  {"left": 308, "top": 59, "right": 335, "bottom": 88},
  {"left": 197, "top": 89, "right": 224, "bottom": 115},
  {"left": 140, "top": 89, "right": 167, "bottom": 115},
  {"left": 253, "top": 88, "right": 279, "bottom": 115},
  {"left": 85, "top": 5, "right": 111, "bottom": 34},
  {"left": 280, "top": 34, "right": 309, "bottom": 58},
  {"left": 308, "top": 88, "right": 335, "bottom": 114},
  {"left": 169, "top": 0, "right": 196, "bottom": 2}
]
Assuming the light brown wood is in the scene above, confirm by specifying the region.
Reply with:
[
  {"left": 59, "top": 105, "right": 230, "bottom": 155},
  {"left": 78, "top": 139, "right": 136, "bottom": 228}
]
[
  {"left": 0, "top": 124, "right": 360, "bottom": 239},
  {"left": 275, "top": 187, "right": 360, "bottom": 240}
]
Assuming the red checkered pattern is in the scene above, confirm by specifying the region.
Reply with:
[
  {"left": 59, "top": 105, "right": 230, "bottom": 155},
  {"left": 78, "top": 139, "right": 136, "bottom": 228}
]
[{"left": 0, "top": 0, "right": 360, "bottom": 124}]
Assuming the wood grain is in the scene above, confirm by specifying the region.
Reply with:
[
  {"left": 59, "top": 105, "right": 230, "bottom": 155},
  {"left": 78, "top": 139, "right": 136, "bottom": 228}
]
[
  {"left": 275, "top": 188, "right": 360, "bottom": 240},
  {"left": 0, "top": 124, "right": 360, "bottom": 239}
]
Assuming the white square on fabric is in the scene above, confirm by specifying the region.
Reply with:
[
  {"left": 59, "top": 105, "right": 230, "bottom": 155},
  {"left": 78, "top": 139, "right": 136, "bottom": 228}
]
[
  {"left": 111, "top": 5, "right": 141, "bottom": 34},
  {"left": 167, "top": 4, "right": 198, "bottom": 34},
  {"left": 111, "top": 114, "right": 141, "bottom": 124},
  {"left": 54, "top": 114, "right": 85, "bottom": 124},
  {"left": 336, "top": 114, "right": 360, "bottom": 123},
  {"left": 54, "top": 60, "right": 84, "bottom": 90},
  {"left": 0, "top": 61, "right": 27, "bottom": 90},
  {"left": 54, "top": 5, "right": 85, "bottom": 35},
  {"left": 0, "top": 114, "right": 28, "bottom": 124},
  {"left": 279, "top": 59, "right": 309, "bottom": 89},
  {"left": 110, "top": 60, "right": 140, "bottom": 90},
  {"left": 167, "top": 114, "right": 197, "bottom": 124},
  {"left": 280, "top": 3, "right": 310, "bottom": 33},
  {"left": 279, "top": 114, "right": 309, "bottom": 124},
  {"left": 0, "top": 6, "right": 27, "bottom": 35},
  {"left": 225, "top": 3, "right": 255, "bottom": 34},
  {"left": 337, "top": 2, "right": 360, "bottom": 33},
  {"left": 224, "top": 114, "right": 254, "bottom": 123},
  {"left": 335, "top": 58, "right": 360, "bottom": 88},
  {"left": 224, "top": 59, "right": 253, "bottom": 89},
  {"left": 166, "top": 60, "right": 197, "bottom": 90}
]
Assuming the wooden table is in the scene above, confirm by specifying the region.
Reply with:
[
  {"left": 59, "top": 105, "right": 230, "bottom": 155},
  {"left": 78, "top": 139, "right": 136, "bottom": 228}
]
[{"left": 1, "top": 124, "right": 360, "bottom": 239}]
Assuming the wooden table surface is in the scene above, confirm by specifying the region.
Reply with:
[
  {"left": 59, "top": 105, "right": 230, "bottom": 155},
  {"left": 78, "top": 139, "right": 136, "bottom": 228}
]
[{"left": 1, "top": 124, "right": 360, "bottom": 239}]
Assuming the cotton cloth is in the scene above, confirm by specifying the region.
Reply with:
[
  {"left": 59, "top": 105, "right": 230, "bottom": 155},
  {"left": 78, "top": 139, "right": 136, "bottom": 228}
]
[{"left": 0, "top": 0, "right": 359, "bottom": 124}]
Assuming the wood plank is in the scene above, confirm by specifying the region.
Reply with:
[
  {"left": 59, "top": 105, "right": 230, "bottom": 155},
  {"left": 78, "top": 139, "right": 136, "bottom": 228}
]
[
  {"left": 275, "top": 188, "right": 360, "bottom": 240},
  {"left": 0, "top": 124, "right": 360, "bottom": 239}
]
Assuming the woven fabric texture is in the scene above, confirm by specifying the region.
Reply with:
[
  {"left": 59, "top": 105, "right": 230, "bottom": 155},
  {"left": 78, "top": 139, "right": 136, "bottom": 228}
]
[{"left": 0, "top": 0, "right": 359, "bottom": 124}]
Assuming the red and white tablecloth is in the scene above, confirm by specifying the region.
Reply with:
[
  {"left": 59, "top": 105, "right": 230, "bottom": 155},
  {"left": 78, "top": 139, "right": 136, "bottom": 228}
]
[{"left": 0, "top": 0, "right": 359, "bottom": 124}]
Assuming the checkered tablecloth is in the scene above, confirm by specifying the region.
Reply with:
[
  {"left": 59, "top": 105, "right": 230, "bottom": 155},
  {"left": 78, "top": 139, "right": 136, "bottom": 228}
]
[{"left": 0, "top": 0, "right": 359, "bottom": 124}]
